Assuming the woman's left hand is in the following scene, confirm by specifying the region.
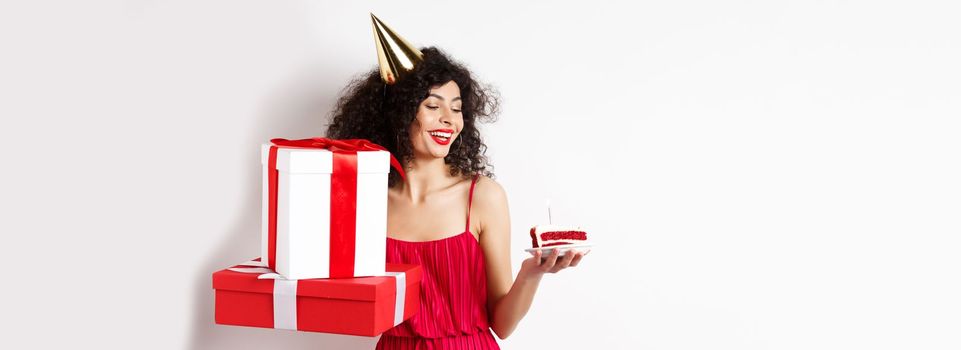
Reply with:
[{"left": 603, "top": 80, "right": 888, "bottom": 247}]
[{"left": 519, "top": 248, "right": 586, "bottom": 279}]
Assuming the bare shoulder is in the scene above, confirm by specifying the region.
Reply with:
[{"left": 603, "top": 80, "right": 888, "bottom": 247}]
[
  {"left": 469, "top": 175, "right": 510, "bottom": 238},
  {"left": 471, "top": 175, "right": 508, "bottom": 208}
]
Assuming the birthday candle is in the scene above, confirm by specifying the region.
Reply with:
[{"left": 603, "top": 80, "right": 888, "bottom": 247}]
[{"left": 546, "top": 199, "right": 552, "bottom": 225}]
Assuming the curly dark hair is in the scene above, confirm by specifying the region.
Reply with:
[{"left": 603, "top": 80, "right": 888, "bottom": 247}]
[{"left": 325, "top": 47, "right": 500, "bottom": 187}]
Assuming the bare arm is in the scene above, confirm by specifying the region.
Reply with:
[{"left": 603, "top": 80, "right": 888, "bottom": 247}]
[{"left": 474, "top": 177, "right": 584, "bottom": 339}]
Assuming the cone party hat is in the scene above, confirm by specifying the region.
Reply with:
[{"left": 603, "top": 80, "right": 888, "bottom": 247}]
[{"left": 370, "top": 13, "right": 423, "bottom": 84}]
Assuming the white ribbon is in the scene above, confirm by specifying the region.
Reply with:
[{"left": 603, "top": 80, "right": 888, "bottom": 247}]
[
  {"left": 229, "top": 259, "right": 298, "bottom": 330},
  {"left": 229, "top": 259, "right": 408, "bottom": 330},
  {"left": 272, "top": 279, "right": 298, "bottom": 330},
  {"left": 385, "top": 271, "right": 406, "bottom": 326}
]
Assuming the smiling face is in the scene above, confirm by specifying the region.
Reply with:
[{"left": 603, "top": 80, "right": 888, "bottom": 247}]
[{"left": 408, "top": 80, "right": 464, "bottom": 160}]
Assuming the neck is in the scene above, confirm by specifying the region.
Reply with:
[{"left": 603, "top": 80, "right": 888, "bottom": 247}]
[{"left": 397, "top": 156, "right": 455, "bottom": 204}]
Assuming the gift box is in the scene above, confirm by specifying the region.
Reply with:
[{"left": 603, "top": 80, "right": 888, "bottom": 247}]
[
  {"left": 261, "top": 138, "right": 405, "bottom": 279},
  {"left": 213, "top": 259, "right": 422, "bottom": 336}
]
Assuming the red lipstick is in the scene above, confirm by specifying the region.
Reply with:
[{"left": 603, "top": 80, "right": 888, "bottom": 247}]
[{"left": 427, "top": 128, "right": 454, "bottom": 146}]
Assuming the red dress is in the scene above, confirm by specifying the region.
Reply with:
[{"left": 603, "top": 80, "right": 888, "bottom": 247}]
[{"left": 376, "top": 175, "right": 500, "bottom": 350}]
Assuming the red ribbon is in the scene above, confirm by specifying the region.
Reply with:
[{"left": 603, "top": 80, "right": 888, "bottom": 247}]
[{"left": 266, "top": 138, "right": 406, "bottom": 278}]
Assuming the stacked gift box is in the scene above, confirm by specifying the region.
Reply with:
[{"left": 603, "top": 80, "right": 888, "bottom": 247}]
[{"left": 212, "top": 138, "right": 420, "bottom": 337}]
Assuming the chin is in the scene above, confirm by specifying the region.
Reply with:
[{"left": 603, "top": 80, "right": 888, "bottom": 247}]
[
  {"left": 412, "top": 146, "right": 449, "bottom": 160},
  {"left": 430, "top": 150, "right": 450, "bottom": 159},
  {"left": 420, "top": 140, "right": 451, "bottom": 159}
]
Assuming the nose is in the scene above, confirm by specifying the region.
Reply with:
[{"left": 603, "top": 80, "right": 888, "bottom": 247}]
[{"left": 439, "top": 110, "right": 453, "bottom": 126}]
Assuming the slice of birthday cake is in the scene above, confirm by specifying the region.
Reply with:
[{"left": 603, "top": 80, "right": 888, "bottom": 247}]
[{"left": 529, "top": 225, "right": 589, "bottom": 248}]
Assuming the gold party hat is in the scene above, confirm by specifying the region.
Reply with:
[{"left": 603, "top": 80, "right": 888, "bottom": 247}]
[{"left": 370, "top": 13, "right": 423, "bottom": 84}]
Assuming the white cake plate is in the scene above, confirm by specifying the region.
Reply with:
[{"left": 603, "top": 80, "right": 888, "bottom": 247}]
[{"left": 524, "top": 244, "right": 593, "bottom": 256}]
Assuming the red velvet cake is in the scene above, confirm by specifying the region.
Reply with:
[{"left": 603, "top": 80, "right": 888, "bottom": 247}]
[{"left": 529, "top": 225, "right": 589, "bottom": 248}]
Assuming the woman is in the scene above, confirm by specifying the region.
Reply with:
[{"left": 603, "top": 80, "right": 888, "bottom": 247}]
[{"left": 327, "top": 47, "right": 585, "bottom": 349}]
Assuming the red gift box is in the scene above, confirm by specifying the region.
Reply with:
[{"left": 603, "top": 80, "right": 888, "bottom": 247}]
[{"left": 212, "top": 259, "right": 421, "bottom": 336}]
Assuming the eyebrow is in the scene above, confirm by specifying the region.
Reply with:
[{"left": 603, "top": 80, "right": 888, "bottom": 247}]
[{"left": 428, "top": 93, "right": 462, "bottom": 102}]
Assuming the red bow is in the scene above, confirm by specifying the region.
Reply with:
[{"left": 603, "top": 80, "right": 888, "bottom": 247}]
[{"left": 270, "top": 138, "right": 406, "bottom": 181}]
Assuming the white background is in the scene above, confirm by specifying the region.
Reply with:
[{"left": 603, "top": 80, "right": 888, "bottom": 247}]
[{"left": 1, "top": 1, "right": 959, "bottom": 349}]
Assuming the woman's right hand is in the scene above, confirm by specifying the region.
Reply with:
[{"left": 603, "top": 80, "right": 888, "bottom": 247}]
[{"left": 519, "top": 248, "right": 585, "bottom": 281}]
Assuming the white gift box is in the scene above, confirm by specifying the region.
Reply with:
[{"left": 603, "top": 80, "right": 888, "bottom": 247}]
[{"left": 260, "top": 143, "right": 388, "bottom": 280}]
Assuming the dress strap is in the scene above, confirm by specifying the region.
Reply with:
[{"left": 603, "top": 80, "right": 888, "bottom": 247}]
[{"left": 466, "top": 174, "right": 479, "bottom": 232}]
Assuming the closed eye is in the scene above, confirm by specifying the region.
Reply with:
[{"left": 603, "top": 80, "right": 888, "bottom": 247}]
[{"left": 426, "top": 105, "right": 461, "bottom": 113}]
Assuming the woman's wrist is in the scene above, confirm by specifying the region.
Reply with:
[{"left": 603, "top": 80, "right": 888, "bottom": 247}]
[{"left": 518, "top": 263, "right": 545, "bottom": 283}]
